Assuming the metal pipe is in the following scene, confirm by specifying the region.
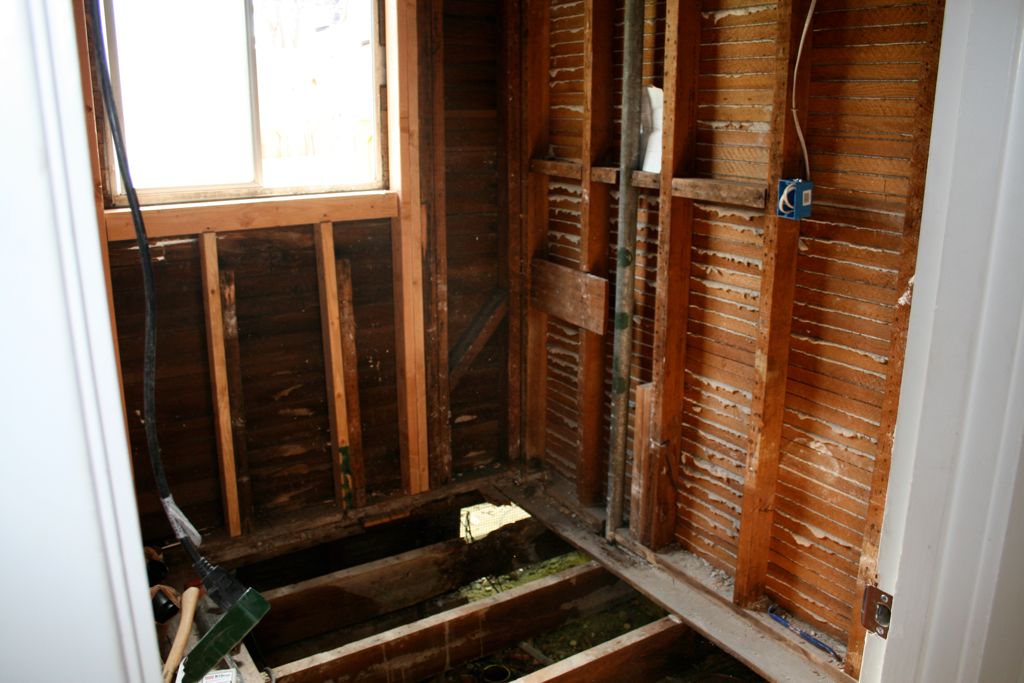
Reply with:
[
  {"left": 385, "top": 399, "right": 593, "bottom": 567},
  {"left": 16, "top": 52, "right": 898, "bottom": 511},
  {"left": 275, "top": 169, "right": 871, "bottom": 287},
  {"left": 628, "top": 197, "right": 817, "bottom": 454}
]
[{"left": 606, "top": 0, "right": 645, "bottom": 540}]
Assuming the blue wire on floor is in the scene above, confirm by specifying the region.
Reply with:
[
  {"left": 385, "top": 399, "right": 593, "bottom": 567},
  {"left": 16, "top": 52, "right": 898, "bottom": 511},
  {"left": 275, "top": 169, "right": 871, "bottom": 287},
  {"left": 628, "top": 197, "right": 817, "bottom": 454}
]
[{"left": 768, "top": 605, "right": 842, "bottom": 662}]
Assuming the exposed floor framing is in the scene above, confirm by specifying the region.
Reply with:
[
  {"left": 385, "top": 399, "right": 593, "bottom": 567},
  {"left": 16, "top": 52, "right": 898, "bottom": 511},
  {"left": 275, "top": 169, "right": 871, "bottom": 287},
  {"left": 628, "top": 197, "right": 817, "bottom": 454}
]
[
  {"left": 488, "top": 477, "right": 853, "bottom": 683},
  {"left": 230, "top": 479, "right": 851, "bottom": 682}
]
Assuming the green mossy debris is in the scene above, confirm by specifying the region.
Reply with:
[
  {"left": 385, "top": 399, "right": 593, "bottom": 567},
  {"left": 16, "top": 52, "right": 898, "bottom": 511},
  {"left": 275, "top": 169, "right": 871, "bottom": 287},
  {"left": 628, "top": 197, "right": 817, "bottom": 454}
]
[{"left": 459, "top": 551, "right": 591, "bottom": 602}]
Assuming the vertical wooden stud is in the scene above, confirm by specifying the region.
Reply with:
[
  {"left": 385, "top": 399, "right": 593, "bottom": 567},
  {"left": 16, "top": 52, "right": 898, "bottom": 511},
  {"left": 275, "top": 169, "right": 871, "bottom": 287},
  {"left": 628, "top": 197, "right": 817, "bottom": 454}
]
[
  {"left": 733, "top": 0, "right": 810, "bottom": 608},
  {"left": 631, "top": 0, "right": 700, "bottom": 549},
  {"left": 314, "top": 222, "right": 355, "bottom": 508},
  {"left": 523, "top": 0, "right": 551, "bottom": 466},
  {"left": 732, "top": 217, "right": 800, "bottom": 605},
  {"left": 502, "top": 0, "right": 524, "bottom": 462},
  {"left": 420, "top": 0, "right": 453, "bottom": 487},
  {"left": 575, "top": 0, "right": 614, "bottom": 506},
  {"left": 337, "top": 259, "right": 367, "bottom": 508},
  {"left": 629, "top": 382, "right": 655, "bottom": 525},
  {"left": 219, "top": 270, "right": 253, "bottom": 532},
  {"left": 199, "top": 233, "right": 242, "bottom": 537},
  {"left": 386, "top": 0, "right": 430, "bottom": 494}
]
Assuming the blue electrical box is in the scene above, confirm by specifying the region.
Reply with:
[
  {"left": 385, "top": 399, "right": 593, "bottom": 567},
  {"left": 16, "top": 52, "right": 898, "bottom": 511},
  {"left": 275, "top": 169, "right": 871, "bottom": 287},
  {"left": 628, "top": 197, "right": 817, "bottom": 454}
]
[{"left": 777, "top": 178, "right": 813, "bottom": 219}]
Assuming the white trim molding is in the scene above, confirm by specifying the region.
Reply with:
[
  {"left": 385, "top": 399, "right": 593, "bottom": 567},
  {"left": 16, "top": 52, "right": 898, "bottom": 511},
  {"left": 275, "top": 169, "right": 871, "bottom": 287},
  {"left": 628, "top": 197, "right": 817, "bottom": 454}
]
[{"left": 1, "top": 0, "right": 160, "bottom": 680}]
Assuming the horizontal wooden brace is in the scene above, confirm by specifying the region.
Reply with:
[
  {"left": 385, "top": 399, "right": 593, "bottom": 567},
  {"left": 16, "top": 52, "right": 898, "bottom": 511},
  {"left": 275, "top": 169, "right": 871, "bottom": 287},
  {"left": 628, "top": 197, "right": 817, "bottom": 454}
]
[
  {"left": 632, "top": 170, "right": 660, "bottom": 190},
  {"left": 530, "top": 258, "right": 608, "bottom": 335},
  {"left": 592, "top": 170, "right": 766, "bottom": 208},
  {"left": 104, "top": 190, "right": 399, "bottom": 241},
  {"left": 671, "top": 177, "right": 767, "bottom": 208},
  {"left": 590, "top": 166, "right": 618, "bottom": 184},
  {"left": 530, "top": 158, "right": 584, "bottom": 180}
]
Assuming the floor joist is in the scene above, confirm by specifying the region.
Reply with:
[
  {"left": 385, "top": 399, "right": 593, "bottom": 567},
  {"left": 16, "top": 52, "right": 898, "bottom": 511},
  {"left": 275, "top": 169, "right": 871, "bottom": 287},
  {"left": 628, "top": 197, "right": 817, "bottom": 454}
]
[
  {"left": 273, "top": 563, "right": 619, "bottom": 683},
  {"left": 255, "top": 517, "right": 568, "bottom": 662},
  {"left": 514, "top": 615, "right": 693, "bottom": 683}
]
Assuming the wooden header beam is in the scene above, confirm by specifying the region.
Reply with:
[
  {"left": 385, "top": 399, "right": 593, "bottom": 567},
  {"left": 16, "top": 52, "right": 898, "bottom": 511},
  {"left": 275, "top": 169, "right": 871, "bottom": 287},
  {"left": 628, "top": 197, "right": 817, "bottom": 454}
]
[
  {"left": 104, "top": 191, "right": 399, "bottom": 241},
  {"left": 530, "top": 158, "right": 584, "bottom": 180}
]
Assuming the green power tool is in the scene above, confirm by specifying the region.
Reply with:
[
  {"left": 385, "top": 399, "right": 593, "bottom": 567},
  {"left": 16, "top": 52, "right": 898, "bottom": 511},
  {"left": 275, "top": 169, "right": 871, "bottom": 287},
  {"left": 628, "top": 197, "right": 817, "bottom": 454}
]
[{"left": 181, "top": 583, "right": 270, "bottom": 683}]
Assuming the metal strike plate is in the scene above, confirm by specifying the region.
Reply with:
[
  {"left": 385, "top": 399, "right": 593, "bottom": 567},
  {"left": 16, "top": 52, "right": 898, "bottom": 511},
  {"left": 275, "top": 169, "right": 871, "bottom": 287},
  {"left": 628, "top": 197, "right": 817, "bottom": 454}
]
[{"left": 861, "top": 585, "right": 893, "bottom": 638}]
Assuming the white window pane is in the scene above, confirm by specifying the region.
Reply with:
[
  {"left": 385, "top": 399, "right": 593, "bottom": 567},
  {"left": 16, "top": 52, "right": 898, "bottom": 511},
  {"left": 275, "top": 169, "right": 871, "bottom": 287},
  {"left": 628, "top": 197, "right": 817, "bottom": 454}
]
[
  {"left": 253, "top": 0, "right": 380, "bottom": 189},
  {"left": 109, "top": 0, "right": 254, "bottom": 189}
]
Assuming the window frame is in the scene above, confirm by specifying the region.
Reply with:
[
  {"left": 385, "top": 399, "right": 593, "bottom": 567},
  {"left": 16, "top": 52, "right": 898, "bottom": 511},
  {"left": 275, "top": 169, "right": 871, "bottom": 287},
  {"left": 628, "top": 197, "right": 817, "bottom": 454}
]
[{"left": 99, "top": 0, "right": 387, "bottom": 208}]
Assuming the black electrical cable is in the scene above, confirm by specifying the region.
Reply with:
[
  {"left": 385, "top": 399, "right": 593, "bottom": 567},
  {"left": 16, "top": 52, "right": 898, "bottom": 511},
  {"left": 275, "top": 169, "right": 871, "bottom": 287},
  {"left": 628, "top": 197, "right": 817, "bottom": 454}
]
[{"left": 88, "top": 0, "right": 201, "bottom": 571}]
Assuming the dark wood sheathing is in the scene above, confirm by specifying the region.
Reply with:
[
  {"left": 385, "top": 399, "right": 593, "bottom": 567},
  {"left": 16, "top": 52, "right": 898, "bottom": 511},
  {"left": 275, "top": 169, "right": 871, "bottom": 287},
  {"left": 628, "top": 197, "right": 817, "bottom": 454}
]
[
  {"left": 113, "top": 0, "right": 512, "bottom": 547},
  {"left": 444, "top": 0, "right": 508, "bottom": 476},
  {"left": 111, "top": 238, "right": 222, "bottom": 539},
  {"left": 217, "top": 229, "right": 335, "bottom": 517},
  {"left": 217, "top": 224, "right": 402, "bottom": 507},
  {"left": 112, "top": 221, "right": 402, "bottom": 543}
]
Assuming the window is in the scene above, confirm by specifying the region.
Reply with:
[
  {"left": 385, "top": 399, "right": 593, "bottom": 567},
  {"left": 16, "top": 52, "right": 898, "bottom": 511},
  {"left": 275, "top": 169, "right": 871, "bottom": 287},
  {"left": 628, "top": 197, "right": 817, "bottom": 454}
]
[{"left": 102, "top": 0, "right": 382, "bottom": 205}]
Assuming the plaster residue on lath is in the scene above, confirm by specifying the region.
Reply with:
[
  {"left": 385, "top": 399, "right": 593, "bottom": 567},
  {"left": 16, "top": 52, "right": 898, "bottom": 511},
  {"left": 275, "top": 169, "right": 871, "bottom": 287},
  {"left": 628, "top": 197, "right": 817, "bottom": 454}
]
[{"left": 674, "top": 199, "right": 765, "bottom": 574}]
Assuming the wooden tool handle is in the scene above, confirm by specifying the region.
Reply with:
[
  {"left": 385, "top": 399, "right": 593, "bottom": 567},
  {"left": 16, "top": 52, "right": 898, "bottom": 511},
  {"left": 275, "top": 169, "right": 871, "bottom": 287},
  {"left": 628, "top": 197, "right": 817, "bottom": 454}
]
[{"left": 162, "top": 586, "right": 200, "bottom": 683}]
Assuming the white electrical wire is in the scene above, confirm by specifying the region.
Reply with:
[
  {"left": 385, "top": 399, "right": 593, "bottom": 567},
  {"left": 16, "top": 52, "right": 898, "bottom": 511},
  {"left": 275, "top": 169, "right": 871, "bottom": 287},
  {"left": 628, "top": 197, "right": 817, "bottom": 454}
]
[
  {"left": 792, "top": 0, "right": 817, "bottom": 181},
  {"left": 778, "top": 182, "right": 796, "bottom": 214}
]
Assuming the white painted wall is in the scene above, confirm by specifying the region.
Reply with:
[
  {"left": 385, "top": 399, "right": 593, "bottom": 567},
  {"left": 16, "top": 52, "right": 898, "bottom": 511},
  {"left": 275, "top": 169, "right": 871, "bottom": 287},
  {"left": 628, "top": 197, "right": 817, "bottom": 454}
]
[
  {"left": 0, "top": 0, "right": 160, "bottom": 681},
  {"left": 863, "top": 0, "right": 1024, "bottom": 681}
]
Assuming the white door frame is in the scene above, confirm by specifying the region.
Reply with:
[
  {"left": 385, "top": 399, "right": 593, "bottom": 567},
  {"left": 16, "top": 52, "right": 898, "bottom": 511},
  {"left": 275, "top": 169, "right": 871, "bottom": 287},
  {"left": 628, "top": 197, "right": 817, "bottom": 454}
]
[
  {"left": 863, "top": 1, "right": 1024, "bottom": 681},
  {"left": 1, "top": 0, "right": 160, "bottom": 680}
]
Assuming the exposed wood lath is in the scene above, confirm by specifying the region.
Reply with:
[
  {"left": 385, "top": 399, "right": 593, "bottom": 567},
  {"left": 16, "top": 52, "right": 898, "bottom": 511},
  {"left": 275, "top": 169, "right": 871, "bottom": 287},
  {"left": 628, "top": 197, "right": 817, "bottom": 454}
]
[
  {"left": 441, "top": 0, "right": 511, "bottom": 479},
  {"left": 518, "top": 1, "right": 945, "bottom": 678}
]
